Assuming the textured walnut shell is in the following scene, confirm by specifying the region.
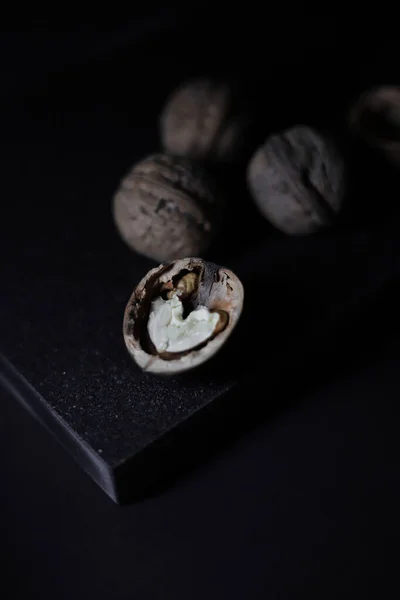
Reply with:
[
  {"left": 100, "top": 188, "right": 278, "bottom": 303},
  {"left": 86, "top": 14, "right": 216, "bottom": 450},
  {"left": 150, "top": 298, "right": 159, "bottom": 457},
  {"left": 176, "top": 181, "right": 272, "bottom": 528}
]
[
  {"left": 112, "top": 153, "right": 219, "bottom": 262},
  {"left": 123, "top": 257, "right": 244, "bottom": 375},
  {"left": 160, "top": 77, "right": 248, "bottom": 163},
  {"left": 247, "top": 125, "right": 345, "bottom": 235},
  {"left": 349, "top": 86, "right": 400, "bottom": 164}
]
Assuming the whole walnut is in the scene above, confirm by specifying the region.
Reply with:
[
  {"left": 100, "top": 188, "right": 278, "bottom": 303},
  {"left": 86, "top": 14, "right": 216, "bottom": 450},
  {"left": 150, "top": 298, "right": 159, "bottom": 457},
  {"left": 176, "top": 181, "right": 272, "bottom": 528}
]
[
  {"left": 159, "top": 77, "right": 249, "bottom": 164},
  {"left": 247, "top": 125, "right": 346, "bottom": 235},
  {"left": 112, "top": 153, "right": 220, "bottom": 262},
  {"left": 349, "top": 85, "right": 400, "bottom": 165}
]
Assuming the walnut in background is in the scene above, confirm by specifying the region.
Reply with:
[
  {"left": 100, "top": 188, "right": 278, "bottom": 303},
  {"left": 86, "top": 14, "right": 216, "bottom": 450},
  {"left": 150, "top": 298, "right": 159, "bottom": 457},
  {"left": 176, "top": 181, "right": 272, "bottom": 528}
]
[
  {"left": 112, "top": 153, "right": 222, "bottom": 262},
  {"left": 160, "top": 77, "right": 250, "bottom": 164},
  {"left": 247, "top": 125, "right": 346, "bottom": 235}
]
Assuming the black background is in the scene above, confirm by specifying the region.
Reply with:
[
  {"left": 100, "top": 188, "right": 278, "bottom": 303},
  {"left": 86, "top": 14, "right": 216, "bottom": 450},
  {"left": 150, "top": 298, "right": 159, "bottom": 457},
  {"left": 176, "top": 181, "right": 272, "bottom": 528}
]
[{"left": 1, "top": 9, "right": 399, "bottom": 598}]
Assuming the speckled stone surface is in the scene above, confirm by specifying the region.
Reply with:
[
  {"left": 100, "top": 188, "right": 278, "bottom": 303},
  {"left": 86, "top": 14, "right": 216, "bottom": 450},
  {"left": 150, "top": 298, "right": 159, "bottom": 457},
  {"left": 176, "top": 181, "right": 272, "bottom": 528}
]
[{"left": 2, "top": 37, "right": 400, "bottom": 502}]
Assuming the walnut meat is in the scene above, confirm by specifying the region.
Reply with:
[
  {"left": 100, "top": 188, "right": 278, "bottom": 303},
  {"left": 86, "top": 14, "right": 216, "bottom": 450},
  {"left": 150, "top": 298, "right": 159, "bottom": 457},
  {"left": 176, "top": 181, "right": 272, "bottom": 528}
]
[
  {"left": 349, "top": 85, "right": 400, "bottom": 165},
  {"left": 160, "top": 77, "right": 249, "bottom": 164},
  {"left": 247, "top": 125, "right": 346, "bottom": 235},
  {"left": 112, "top": 153, "right": 220, "bottom": 262},
  {"left": 123, "top": 257, "right": 244, "bottom": 375}
]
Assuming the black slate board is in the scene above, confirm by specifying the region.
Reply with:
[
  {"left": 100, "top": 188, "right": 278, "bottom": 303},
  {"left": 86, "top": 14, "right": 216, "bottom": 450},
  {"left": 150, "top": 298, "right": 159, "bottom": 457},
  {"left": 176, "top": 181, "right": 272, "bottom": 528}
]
[{"left": 1, "top": 17, "right": 400, "bottom": 503}]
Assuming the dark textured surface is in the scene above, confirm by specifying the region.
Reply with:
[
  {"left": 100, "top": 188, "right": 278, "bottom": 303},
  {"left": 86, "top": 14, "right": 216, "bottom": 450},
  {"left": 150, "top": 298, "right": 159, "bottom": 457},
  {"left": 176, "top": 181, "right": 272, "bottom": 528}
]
[{"left": 1, "top": 333, "right": 398, "bottom": 598}]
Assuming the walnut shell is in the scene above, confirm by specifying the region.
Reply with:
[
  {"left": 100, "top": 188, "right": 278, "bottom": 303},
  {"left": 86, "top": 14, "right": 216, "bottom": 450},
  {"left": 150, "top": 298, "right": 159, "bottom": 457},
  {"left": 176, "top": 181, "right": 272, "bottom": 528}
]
[
  {"left": 123, "top": 257, "right": 244, "bottom": 375},
  {"left": 349, "top": 86, "right": 400, "bottom": 164},
  {"left": 247, "top": 125, "right": 345, "bottom": 235},
  {"left": 160, "top": 77, "right": 248, "bottom": 163},
  {"left": 112, "top": 153, "right": 219, "bottom": 262}
]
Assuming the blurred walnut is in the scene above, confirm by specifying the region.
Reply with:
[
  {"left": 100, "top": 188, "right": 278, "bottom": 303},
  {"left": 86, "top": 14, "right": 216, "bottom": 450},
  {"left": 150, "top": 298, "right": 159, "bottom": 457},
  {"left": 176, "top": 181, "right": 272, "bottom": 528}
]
[
  {"left": 160, "top": 77, "right": 249, "bottom": 164},
  {"left": 349, "top": 85, "right": 400, "bottom": 165},
  {"left": 247, "top": 125, "right": 346, "bottom": 235},
  {"left": 112, "top": 153, "right": 220, "bottom": 262}
]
